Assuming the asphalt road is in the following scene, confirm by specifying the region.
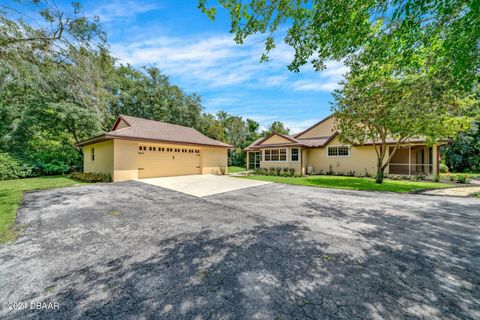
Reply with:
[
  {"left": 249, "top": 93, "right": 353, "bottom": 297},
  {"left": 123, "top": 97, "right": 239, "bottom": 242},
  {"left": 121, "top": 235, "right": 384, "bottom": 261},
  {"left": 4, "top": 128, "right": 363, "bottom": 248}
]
[{"left": 0, "top": 181, "right": 479, "bottom": 319}]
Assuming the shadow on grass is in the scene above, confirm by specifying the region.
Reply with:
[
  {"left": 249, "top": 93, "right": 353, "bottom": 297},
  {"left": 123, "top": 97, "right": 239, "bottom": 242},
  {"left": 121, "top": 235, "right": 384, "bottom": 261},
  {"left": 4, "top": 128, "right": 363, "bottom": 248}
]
[{"left": 7, "top": 198, "right": 479, "bottom": 319}]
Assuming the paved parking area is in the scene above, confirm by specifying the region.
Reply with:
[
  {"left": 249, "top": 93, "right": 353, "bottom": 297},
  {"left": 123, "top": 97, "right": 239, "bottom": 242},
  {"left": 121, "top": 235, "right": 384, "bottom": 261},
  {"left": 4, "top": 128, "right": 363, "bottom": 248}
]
[
  {"left": 0, "top": 181, "right": 479, "bottom": 319},
  {"left": 137, "top": 174, "right": 271, "bottom": 197}
]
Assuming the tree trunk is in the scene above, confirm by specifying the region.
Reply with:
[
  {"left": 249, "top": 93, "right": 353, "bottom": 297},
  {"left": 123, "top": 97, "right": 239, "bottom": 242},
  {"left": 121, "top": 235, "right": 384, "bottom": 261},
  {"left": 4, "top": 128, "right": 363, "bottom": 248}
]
[{"left": 376, "top": 158, "right": 385, "bottom": 184}]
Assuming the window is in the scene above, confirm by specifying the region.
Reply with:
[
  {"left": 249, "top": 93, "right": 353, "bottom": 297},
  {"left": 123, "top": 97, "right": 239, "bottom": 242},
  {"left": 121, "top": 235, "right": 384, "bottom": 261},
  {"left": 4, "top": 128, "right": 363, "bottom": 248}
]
[
  {"left": 91, "top": 148, "right": 95, "bottom": 161},
  {"left": 291, "top": 148, "right": 299, "bottom": 161},
  {"left": 264, "top": 148, "right": 287, "bottom": 161},
  {"left": 153, "top": 147, "right": 156, "bottom": 151},
  {"left": 143, "top": 146, "right": 146, "bottom": 151},
  {"left": 139, "top": 146, "right": 142, "bottom": 151},
  {"left": 327, "top": 146, "right": 350, "bottom": 157},
  {"left": 264, "top": 150, "right": 271, "bottom": 161}
]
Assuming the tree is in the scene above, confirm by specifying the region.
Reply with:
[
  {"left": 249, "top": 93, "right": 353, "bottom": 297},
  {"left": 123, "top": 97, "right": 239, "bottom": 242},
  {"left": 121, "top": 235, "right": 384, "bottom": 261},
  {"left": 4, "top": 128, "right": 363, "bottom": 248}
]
[
  {"left": 333, "top": 67, "right": 474, "bottom": 183},
  {"left": 443, "top": 121, "right": 480, "bottom": 173},
  {"left": 263, "top": 121, "right": 290, "bottom": 136},
  {"left": 198, "top": 0, "right": 480, "bottom": 90}
]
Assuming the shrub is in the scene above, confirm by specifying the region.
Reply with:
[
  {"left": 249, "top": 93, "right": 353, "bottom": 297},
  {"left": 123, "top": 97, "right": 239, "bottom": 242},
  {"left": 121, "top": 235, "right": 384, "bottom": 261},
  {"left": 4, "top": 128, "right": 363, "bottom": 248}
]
[
  {"left": 364, "top": 169, "right": 371, "bottom": 178},
  {"left": 282, "top": 167, "right": 290, "bottom": 176},
  {"left": 289, "top": 168, "right": 296, "bottom": 176},
  {"left": 0, "top": 153, "right": 33, "bottom": 180},
  {"left": 327, "top": 165, "right": 334, "bottom": 175},
  {"left": 456, "top": 174, "right": 469, "bottom": 184},
  {"left": 275, "top": 167, "right": 282, "bottom": 175},
  {"left": 415, "top": 173, "right": 425, "bottom": 180},
  {"left": 70, "top": 172, "right": 112, "bottom": 183},
  {"left": 268, "top": 167, "right": 276, "bottom": 175},
  {"left": 219, "top": 165, "right": 227, "bottom": 175},
  {"left": 439, "top": 163, "right": 449, "bottom": 173},
  {"left": 347, "top": 170, "right": 356, "bottom": 177},
  {"left": 433, "top": 174, "right": 440, "bottom": 182}
]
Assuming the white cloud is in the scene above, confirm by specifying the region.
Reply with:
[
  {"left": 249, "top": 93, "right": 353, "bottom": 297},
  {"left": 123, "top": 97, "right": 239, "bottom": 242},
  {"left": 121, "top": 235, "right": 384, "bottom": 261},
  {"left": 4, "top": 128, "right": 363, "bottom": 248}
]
[
  {"left": 291, "top": 80, "right": 341, "bottom": 92},
  {"left": 91, "top": 1, "right": 163, "bottom": 22},
  {"left": 111, "top": 30, "right": 348, "bottom": 92},
  {"left": 283, "top": 119, "right": 319, "bottom": 134}
]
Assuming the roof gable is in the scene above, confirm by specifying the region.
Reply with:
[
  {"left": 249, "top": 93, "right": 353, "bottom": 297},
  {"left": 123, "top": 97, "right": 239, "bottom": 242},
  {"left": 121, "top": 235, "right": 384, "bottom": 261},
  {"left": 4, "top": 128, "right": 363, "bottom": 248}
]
[
  {"left": 111, "top": 116, "right": 131, "bottom": 131},
  {"left": 259, "top": 132, "right": 296, "bottom": 145},
  {"left": 295, "top": 115, "right": 336, "bottom": 139},
  {"left": 79, "top": 115, "right": 233, "bottom": 148}
]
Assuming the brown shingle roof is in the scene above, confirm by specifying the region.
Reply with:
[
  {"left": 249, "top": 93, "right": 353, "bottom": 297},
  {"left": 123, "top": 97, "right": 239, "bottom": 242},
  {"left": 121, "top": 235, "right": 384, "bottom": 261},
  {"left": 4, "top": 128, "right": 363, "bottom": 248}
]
[
  {"left": 77, "top": 115, "right": 233, "bottom": 148},
  {"left": 244, "top": 131, "right": 338, "bottom": 150}
]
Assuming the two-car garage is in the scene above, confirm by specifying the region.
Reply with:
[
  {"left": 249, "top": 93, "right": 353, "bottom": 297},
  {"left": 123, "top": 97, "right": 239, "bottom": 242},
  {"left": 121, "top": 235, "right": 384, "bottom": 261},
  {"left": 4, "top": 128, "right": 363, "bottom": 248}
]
[
  {"left": 137, "top": 144, "right": 202, "bottom": 179},
  {"left": 77, "top": 115, "right": 232, "bottom": 182}
]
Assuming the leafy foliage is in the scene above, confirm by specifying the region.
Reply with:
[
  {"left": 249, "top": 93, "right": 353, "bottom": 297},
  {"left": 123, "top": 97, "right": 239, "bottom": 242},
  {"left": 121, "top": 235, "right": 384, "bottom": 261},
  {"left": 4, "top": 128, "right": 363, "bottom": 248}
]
[
  {"left": 199, "top": 0, "right": 480, "bottom": 90},
  {"left": 0, "top": 153, "right": 33, "bottom": 180},
  {"left": 443, "top": 121, "right": 480, "bottom": 172},
  {"left": 333, "top": 61, "right": 474, "bottom": 183},
  {"left": 70, "top": 172, "right": 112, "bottom": 183},
  {"left": 1, "top": 1, "right": 289, "bottom": 175}
]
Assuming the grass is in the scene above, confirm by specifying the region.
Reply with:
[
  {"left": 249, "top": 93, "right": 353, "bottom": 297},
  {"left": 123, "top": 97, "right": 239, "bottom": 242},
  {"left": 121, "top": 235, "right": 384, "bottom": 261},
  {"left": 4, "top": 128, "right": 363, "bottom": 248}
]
[
  {"left": 0, "top": 176, "right": 86, "bottom": 243},
  {"left": 238, "top": 175, "right": 451, "bottom": 193},
  {"left": 228, "top": 166, "right": 246, "bottom": 173}
]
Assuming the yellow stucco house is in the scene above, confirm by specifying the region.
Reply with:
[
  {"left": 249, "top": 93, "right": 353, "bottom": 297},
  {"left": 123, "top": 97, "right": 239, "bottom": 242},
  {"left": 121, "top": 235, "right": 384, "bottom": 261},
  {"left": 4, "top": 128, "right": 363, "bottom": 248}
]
[
  {"left": 76, "top": 115, "right": 232, "bottom": 182},
  {"left": 245, "top": 115, "right": 443, "bottom": 177}
]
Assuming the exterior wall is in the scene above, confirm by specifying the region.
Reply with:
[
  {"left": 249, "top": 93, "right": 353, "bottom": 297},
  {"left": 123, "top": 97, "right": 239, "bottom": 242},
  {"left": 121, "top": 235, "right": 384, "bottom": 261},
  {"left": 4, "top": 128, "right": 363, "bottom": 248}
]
[
  {"left": 259, "top": 147, "right": 302, "bottom": 174},
  {"left": 259, "top": 134, "right": 292, "bottom": 145},
  {"left": 115, "top": 119, "right": 130, "bottom": 130},
  {"left": 113, "top": 139, "right": 139, "bottom": 182},
  {"left": 305, "top": 136, "right": 388, "bottom": 176},
  {"left": 84, "top": 139, "right": 228, "bottom": 182},
  {"left": 296, "top": 116, "right": 336, "bottom": 139},
  {"left": 201, "top": 147, "right": 228, "bottom": 174},
  {"left": 83, "top": 140, "right": 114, "bottom": 176}
]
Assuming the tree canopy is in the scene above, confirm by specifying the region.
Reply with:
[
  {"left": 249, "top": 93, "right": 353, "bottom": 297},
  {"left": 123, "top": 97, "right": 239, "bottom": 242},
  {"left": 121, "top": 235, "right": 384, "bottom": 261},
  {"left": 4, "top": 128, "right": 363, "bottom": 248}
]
[
  {"left": 199, "top": 0, "right": 479, "bottom": 90},
  {"left": 0, "top": 1, "right": 290, "bottom": 178},
  {"left": 333, "top": 61, "right": 476, "bottom": 183}
]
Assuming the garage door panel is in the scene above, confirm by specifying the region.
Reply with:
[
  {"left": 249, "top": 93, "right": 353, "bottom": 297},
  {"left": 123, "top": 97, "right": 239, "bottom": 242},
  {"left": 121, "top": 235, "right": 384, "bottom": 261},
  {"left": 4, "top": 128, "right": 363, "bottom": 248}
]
[{"left": 137, "top": 145, "right": 201, "bottom": 178}]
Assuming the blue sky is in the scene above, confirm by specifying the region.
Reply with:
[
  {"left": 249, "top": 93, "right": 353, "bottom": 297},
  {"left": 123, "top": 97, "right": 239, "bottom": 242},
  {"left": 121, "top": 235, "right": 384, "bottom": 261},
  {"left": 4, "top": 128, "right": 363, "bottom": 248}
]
[{"left": 59, "top": 1, "right": 348, "bottom": 132}]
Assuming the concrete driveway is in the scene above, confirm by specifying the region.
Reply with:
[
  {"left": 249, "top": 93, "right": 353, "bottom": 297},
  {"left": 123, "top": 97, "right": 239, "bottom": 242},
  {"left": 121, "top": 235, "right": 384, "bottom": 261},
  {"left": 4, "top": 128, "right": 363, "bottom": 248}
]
[
  {"left": 137, "top": 174, "right": 271, "bottom": 197},
  {"left": 0, "top": 182, "right": 479, "bottom": 319}
]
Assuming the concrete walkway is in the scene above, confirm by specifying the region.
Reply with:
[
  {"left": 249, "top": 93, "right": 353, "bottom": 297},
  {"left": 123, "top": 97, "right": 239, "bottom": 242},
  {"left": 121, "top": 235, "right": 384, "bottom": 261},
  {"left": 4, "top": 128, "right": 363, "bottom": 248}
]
[
  {"left": 137, "top": 174, "right": 271, "bottom": 197},
  {"left": 422, "top": 185, "right": 480, "bottom": 197}
]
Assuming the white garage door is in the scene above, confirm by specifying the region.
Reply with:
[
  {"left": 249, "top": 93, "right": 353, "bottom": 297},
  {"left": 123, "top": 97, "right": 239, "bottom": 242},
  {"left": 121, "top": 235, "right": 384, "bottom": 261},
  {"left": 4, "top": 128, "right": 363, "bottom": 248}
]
[{"left": 138, "top": 145, "right": 201, "bottom": 178}]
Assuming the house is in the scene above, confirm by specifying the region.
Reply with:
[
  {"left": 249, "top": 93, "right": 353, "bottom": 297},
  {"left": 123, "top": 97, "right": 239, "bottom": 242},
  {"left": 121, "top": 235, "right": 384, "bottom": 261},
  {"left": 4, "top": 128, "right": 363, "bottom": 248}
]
[
  {"left": 76, "top": 115, "right": 232, "bottom": 182},
  {"left": 245, "top": 115, "right": 442, "bottom": 177}
]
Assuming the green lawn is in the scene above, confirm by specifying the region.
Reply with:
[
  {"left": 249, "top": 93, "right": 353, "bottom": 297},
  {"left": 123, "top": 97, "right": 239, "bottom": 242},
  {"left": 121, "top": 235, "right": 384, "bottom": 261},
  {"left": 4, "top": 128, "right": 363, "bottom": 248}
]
[
  {"left": 238, "top": 175, "right": 451, "bottom": 193},
  {"left": 0, "top": 176, "right": 86, "bottom": 243},
  {"left": 228, "top": 166, "right": 247, "bottom": 173}
]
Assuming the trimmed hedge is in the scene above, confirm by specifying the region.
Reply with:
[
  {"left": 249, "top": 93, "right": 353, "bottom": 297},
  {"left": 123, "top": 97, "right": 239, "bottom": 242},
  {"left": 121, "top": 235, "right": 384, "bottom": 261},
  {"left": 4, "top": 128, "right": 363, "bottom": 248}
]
[
  {"left": 70, "top": 172, "right": 112, "bottom": 183},
  {"left": 0, "top": 153, "right": 33, "bottom": 180}
]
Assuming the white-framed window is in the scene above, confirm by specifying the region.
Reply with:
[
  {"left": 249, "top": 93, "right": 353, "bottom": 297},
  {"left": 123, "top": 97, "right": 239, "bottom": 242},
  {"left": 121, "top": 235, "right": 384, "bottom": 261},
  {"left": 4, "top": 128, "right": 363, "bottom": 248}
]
[
  {"left": 327, "top": 145, "right": 350, "bottom": 157},
  {"left": 291, "top": 148, "right": 299, "bottom": 162},
  {"left": 263, "top": 148, "right": 287, "bottom": 162},
  {"left": 91, "top": 148, "right": 95, "bottom": 161}
]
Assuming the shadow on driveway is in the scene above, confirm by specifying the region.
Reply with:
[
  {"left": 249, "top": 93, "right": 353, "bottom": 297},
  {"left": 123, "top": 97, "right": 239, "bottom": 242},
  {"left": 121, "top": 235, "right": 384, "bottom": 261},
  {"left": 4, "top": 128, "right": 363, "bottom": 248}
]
[{"left": 2, "top": 183, "right": 479, "bottom": 319}]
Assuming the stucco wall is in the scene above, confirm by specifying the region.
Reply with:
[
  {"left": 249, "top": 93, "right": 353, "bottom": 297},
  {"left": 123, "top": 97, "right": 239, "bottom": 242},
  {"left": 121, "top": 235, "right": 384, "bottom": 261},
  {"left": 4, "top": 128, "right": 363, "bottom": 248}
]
[
  {"left": 296, "top": 116, "right": 336, "bottom": 139},
  {"left": 259, "top": 148, "right": 302, "bottom": 174},
  {"left": 83, "top": 140, "right": 114, "bottom": 176},
  {"left": 201, "top": 147, "right": 228, "bottom": 174},
  {"left": 260, "top": 134, "right": 292, "bottom": 145},
  {"left": 305, "top": 136, "right": 388, "bottom": 176},
  {"left": 113, "top": 139, "right": 139, "bottom": 182}
]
